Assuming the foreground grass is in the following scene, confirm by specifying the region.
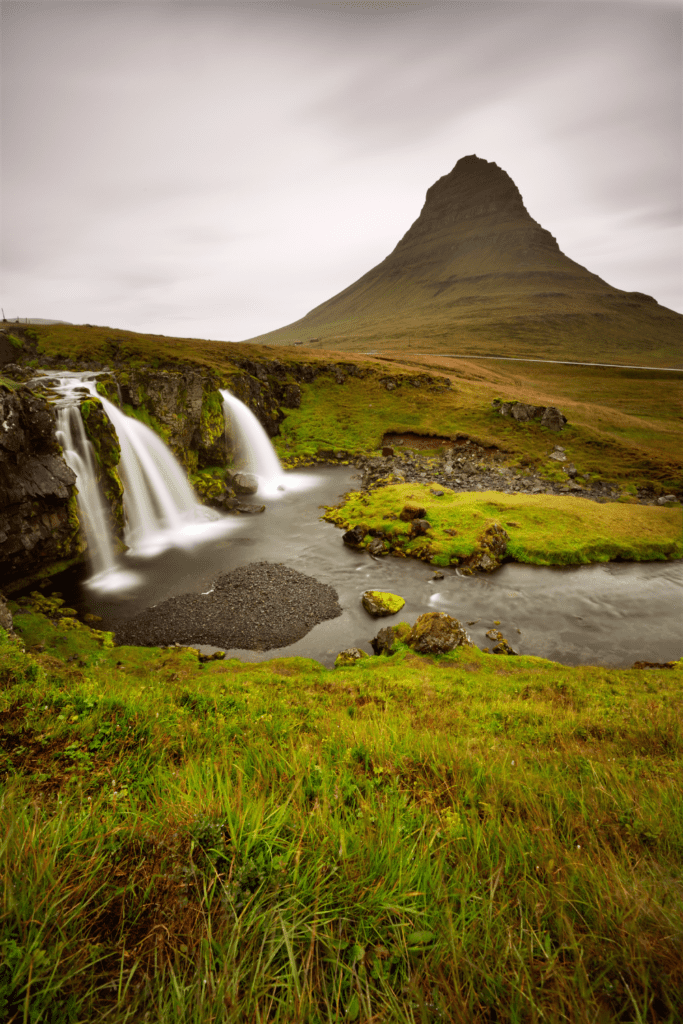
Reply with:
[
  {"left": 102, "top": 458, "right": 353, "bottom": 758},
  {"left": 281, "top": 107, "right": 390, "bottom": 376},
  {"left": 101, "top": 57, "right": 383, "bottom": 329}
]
[
  {"left": 2, "top": 606, "right": 683, "bottom": 1023},
  {"left": 323, "top": 483, "right": 683, "bottom": 567}
]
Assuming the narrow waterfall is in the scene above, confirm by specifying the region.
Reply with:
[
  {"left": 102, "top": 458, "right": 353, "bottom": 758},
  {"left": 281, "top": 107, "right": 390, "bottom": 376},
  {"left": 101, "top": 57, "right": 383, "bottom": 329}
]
[
  {"left": 220, "top": 388, "right": 318, "bottom": 498},
  {"left": 54, "top": 387, "right": 119, "bottom": 579},
  {"left": 220, "top": 389, "right": 284, "bottom": 491}
]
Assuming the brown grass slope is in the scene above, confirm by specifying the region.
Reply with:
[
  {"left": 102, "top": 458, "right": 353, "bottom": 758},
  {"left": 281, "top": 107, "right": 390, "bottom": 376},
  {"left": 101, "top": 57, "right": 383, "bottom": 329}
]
[{"left": 247, "top": 155, "right": 683, "bottom": 367}]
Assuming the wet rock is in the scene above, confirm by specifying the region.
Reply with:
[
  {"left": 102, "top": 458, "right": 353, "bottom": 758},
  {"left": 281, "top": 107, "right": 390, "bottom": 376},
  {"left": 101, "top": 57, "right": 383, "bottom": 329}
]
[
  {"left": 431, "top": 570, "right": 444, "bottom": 580},
  {"left": 335, "top": 647, "right": 368, "bottom": 667},
  {"left": 366, "top": 537, "right": 386, "bottom": 556},
  {"left": 231, "top": 472, "right": 259, "bottom": 495},
  {"left": 657, "top": 495, "right": 677, "bottom": 505},
  {"left": 460, "top": 523, "right": 509, "bottom": 574},
  {"left": 342, "top": 524, "right": 367, "bottom": 547},
  {"left": 399, "top": 504, "right": 427, "bottom": 521},
  {"left": 361, "top": 590, "right": 406, "bottom": 617},
  {"left": 370, "top": 626, "right": 396, "bottom": 655},
  {"left": 407, "top": 612, "right": 472, "bottom": 655},
  {"left": 485, "top": 628, "right": 517, "bottom": 655},
  {"left": 235, "top": 503, "right": 266, "bottom": 514}
]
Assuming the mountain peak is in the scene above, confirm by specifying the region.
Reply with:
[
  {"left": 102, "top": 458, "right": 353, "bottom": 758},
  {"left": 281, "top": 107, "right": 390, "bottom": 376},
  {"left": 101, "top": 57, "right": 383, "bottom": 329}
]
[
  {"left": 247, "top": 155, "right": 682, "bottom": 366},
  {"left": 425, "top": 154, "right": 528, "bottom": 219}
]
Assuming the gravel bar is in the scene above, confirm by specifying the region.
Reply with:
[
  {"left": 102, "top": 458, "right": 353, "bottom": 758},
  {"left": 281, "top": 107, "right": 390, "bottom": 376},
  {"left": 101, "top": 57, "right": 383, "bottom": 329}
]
[{"left": 114, "top": 561, "right": 343, "bottom": 651}]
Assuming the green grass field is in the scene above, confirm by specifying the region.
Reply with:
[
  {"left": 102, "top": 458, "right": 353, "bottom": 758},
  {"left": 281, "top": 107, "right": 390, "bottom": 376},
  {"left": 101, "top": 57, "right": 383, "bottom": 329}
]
[{"left": 2, "top": 606, "right": 683, "bottom": 1023}]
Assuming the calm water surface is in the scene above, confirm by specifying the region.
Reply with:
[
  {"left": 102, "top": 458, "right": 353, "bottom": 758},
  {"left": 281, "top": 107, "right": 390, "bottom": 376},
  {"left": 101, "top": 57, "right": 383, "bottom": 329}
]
[{"left": 77, "top": 466, "right": 682, "bottom": 669}]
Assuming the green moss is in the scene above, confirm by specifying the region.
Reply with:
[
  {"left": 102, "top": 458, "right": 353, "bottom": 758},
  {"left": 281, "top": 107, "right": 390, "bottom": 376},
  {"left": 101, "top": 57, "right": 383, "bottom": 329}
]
[
  {"left": 190, "top": 466, "right": 228, "bottom": 504},
  {"left": 325, "top": 482, "right": 683, "bottom": 567},
  {"left": 362, "top": 591, "right": 406, "bottom": 615},
  {"left": 8, "top": 333, "right": 23, "bottom": 350},
  {"left": 0, "top": 376, "right": 20, "bottom": 392},
  {"left": 122, "top": 403, "right": 172, "bottom": 445}
]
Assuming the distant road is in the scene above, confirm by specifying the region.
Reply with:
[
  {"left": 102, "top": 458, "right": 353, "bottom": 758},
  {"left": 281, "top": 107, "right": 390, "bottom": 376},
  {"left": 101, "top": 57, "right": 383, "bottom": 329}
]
[{"left": 370, "top": 353, "right": 683, "bottom": 372}]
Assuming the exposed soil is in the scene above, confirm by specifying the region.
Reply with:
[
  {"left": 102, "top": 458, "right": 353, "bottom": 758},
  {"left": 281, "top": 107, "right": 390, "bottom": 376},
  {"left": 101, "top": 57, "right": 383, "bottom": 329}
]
[{"left": 113, "top": 561, "right": 342, "bottom": 651}]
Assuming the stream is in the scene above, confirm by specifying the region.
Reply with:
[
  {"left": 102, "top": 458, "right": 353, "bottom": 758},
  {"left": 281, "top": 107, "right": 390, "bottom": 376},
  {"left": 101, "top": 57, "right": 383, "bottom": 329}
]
[{"left": 69, "top": 466, "right": 682, "bottom": 670}]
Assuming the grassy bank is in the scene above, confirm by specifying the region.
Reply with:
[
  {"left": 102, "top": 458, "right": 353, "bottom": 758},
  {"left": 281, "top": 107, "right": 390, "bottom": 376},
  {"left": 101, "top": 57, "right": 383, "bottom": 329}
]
[
  {"left": 323, "top": 483, "right": 683, "bottom": 567},
  {"left": 2, "top": 605, "right": 683, "bottom": 1023}
]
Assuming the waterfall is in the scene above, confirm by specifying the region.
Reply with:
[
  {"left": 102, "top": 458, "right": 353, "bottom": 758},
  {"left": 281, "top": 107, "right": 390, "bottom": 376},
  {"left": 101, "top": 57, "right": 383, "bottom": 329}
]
[
  {"left": 47, "top": 375, "right": 237, "bottom": 592},
  {"left": 220, "top": 390, "right": 284, "bottom": 491},
  {"left": 55, "top": 389, "right": 119, "bottom": 579},
  {"left": 220, "top": 389, "right": 317, "bottom": 498}
]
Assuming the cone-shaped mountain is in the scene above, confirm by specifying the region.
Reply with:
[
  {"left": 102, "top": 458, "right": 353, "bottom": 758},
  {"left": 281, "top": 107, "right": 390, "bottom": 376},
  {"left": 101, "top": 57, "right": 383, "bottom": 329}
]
[{"left": 247, "top": 155, "right": 681, "bottom": 366}]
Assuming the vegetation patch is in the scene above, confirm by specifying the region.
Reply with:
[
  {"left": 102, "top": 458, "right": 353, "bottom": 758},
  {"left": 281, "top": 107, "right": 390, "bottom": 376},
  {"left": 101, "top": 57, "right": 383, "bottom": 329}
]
[{"left": 324, "top": 482, "right": 683, "bottom": 567}]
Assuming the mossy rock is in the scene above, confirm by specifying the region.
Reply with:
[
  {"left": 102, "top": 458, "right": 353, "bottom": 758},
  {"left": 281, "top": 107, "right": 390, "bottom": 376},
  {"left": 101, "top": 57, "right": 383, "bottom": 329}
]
[
  {"left": 407, "top": 612, "right": 473, "bottom": 655},
  {"left": 361, "top": 590, "right": 406, "bottom": 617},
  {"left": 334, "top": 647, "right": 369, "bottom": 667}
]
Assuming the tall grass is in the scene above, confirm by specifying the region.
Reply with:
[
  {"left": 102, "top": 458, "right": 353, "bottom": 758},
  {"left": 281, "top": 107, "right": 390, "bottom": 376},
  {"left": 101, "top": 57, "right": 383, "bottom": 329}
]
[{"left": 2, "top": 610, "right": 682, "bottom": 1022}]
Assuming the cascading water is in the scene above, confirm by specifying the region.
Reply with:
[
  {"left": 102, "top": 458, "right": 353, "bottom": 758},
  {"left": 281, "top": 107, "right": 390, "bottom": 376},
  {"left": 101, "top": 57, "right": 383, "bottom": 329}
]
[
  {"left": 54, "top": 384, "right": 119, "bottom": 579},
  {"left": 47, "top": 374, "right": 239, "bottom": 591},
  {"left": 220, "top": 388, "right": 315, "bottom": 497}
]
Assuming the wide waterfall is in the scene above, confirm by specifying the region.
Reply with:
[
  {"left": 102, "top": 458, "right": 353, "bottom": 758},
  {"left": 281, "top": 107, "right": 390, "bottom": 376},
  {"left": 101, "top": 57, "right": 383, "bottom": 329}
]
[
  {"left": 220, "top": 389, "right": 315, "bottom": 497},
  {"left": 48, "top": 375, "right": 238, "bottom": 591}
]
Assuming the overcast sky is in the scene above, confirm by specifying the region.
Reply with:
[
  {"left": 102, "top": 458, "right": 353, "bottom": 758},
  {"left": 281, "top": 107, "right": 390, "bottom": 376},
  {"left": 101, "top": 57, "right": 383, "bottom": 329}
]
[{"left": 2, "top": 1, "right": 681, "bottom": 342}]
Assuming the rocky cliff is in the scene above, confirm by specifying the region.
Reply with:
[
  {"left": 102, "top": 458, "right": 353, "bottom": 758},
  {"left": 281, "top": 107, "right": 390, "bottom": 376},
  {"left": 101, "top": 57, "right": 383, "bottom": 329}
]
[{"left": 0, "top": 380, "right": 83, "bottom": 591}]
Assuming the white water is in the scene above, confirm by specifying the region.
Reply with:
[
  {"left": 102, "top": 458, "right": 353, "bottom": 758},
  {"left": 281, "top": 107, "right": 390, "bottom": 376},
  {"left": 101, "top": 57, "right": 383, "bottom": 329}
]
[
  {"left": 47, "top": 375, "right": 239, "bottom": 590},
  {"left": 220, "top": 388, "right": 316, "bottom": 498},
  {"left": 54, "top": 387, "right": 119, "bottom": 578}
]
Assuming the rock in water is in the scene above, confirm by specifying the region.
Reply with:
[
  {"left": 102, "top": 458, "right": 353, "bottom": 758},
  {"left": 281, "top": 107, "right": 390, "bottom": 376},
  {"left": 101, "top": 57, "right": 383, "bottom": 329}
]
[
  {"left": 231, "top": 472, "right": 259, "bottom": 495},
  {"left": 361, "top": 591, "right": 406, "bottom": 617},
  {"left": 342, "top": 524, "right": 367, "bottom": 547},
  {"left": 407, "top": 612, "right": 472, "bottom": 654}
]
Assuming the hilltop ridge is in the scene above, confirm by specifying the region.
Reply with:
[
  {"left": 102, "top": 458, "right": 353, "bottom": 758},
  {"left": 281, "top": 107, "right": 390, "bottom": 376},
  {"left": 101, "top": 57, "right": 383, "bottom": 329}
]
[{"left": 247, "top": 155, "right": 682, "bottom": 366}]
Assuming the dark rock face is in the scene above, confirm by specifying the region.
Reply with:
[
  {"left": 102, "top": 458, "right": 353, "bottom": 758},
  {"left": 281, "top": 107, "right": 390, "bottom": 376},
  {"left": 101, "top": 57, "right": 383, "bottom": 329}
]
[{"left": 0, "top": 385, "right": 82, "bottom": 589}]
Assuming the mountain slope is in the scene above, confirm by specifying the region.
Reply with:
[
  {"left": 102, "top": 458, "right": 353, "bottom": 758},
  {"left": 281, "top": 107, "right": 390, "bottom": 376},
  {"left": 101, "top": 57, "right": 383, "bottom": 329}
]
[{"left": 247, "top": 155, "right": 682, "bottom": 366}]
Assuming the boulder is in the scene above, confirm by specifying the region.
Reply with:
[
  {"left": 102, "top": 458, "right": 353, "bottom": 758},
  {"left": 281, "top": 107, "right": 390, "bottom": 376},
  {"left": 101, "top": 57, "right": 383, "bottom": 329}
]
[
  {"left": 361, "top": 590, "right": 406, "bottom": 617},
  {"left": 335, "top": 647, "right": 368, "bottom": 667},
  {"left": 342, "top": 524, "right": 367, "bottom": 547},
  {"left": 366, "top": 537, "right": 386, "bottom": 556},
  {"left": 370, "top": 621, "right": 411, "bottom": 655},
  {"left": 231, "top": 472, "right": 259, "bottom": 495},
  {"left": 370, "top": 626, "right": 396, "bottom": 655},
  {"left": 460, "top": 523, "right": 509, "bottom": 574},
  {"left": 407, "top": 612, "right": 472, "bottom": 655}
]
